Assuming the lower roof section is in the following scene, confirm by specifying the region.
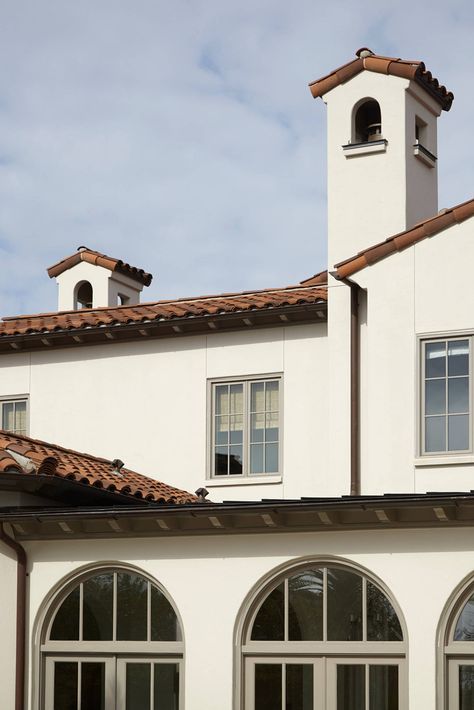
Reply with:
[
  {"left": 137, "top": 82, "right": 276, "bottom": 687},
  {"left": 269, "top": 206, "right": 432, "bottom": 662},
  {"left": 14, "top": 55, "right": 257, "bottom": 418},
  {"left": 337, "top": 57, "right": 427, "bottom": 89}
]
[{"left": 3, "top": 490, "right": 474, "bottom": 540}]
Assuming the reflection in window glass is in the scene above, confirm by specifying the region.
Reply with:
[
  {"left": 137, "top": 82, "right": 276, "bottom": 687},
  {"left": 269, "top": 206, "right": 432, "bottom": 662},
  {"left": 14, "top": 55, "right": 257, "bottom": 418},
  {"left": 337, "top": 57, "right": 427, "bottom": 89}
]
[
  {"left": 81, "top": 662, "right": 105, "bottom": 710},
  {"left": 369, "top": 665, "right": 398, "bottom": 710},
  {"left": 50, "top": 587, "right": 80, "bottom": 640},
  {"left": 367, "top": 582, "right": 402, "bottom": 641},
  {"left": 286, "top": 665, "right": 313, "bottom": 710},
  {"left": 255, "top": 665, "right": 282, "bottom": 710},
  {"left": 289, "top": 570, "right": 323, "bottom": 640},
  {"left": 455, "top": 595, "right": 474, "bottom": 640},
  {"left": 154, "top": 664, "right": 180, "bottom": 710},
  {"left": 151, "top": 586, "right": 178, "bottom": 641},
  {"left": 459, "top": 666, "right": 474, "bottom": 710},
  {"left": 126, "top": 664, "right": 150, "bottom": 710},
  {"left": 327, "top": 569, "right": 363, "bottom": 641},
  {"left": 54, "top": 662, "right": 78, "bottom": 710},
  {"left": 83, "top": 574, "right": 113, "bottom": 641},
  {"left": 251, "top": 584, "right": 284, "bottom": 640},
  {"left": 117, "top": 573, "right": 148, "bottom": 641},
  {"left": 337, "top": 665, "right": 365, "bottom": 710}
]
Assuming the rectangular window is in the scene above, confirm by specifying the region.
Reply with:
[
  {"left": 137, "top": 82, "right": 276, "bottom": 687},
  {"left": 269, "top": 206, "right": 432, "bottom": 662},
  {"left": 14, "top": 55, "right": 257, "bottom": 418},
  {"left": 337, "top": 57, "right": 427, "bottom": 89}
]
[
  {"left": 210, "top": 377, "right": 280, "bottom": 477},
  {"left": 422, "top": 338, "right": 471, "bottom": 454},
  {"left": 1, "top": 397, "right": 28, "bottom": 436}
]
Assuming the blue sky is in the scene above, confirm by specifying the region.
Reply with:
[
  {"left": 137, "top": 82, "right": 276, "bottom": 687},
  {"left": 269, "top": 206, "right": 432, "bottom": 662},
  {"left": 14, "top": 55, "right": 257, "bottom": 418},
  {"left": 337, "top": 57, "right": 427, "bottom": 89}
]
[{"left": 0, "top": 0, "right": 472, "bottom": 315}]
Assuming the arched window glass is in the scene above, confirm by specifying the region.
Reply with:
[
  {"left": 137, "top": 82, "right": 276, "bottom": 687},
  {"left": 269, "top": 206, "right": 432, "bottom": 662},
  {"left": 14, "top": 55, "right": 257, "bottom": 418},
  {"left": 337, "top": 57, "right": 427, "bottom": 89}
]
[
  {"left": 443, "top": 582, "right": 474, "bottom": 708},
  {"left": 42, "top": 568, "right": 182, "bottom": 710},
  {"left": 353, "top": 99, "right": 382, "bottom": 143},
  {"left": 75, "top": 281, "right": 93, "bottom": 309},
  {"left": 242, "top": 562, "right": 406, "bottom": 710}
]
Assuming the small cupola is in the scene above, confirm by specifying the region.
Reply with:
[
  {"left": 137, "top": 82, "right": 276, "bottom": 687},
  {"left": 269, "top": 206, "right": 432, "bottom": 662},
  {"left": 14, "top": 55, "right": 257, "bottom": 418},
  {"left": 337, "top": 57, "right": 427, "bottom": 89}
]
[{"left": 47, "top": 247, "right": 153, "bottom": 312}]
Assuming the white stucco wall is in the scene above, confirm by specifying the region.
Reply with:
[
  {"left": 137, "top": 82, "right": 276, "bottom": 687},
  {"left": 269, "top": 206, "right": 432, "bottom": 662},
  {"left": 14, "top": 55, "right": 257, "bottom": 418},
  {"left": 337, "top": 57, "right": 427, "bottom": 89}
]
[
  {"left": 0, "top": 322, "right": 335, "bottom": 502},
  {"left": 54, "top": 261, "right": 143, "bottom": 311},
  {"left": 23, "top": 527, "right": 474, "bottom": 710}
]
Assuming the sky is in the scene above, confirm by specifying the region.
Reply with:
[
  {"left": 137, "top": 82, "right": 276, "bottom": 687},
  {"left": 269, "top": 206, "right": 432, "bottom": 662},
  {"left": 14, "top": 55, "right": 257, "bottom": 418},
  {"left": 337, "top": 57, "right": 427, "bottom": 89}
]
[{"left": 0, "top": 0, "right": 473, "bottom": 316}]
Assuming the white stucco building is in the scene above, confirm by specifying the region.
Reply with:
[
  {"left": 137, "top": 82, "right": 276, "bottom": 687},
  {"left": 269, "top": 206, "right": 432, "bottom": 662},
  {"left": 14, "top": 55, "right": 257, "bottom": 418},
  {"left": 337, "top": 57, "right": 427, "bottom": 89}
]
[{"left": 0, "top": 47, "right": 473, "bottom": 710}]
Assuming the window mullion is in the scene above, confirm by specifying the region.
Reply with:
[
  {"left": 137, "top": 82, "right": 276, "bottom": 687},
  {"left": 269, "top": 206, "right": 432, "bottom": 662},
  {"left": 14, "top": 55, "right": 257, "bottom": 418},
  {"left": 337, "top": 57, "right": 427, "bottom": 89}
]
[{"left": 113, "top": 572, "right": 117, "bottom": 641}]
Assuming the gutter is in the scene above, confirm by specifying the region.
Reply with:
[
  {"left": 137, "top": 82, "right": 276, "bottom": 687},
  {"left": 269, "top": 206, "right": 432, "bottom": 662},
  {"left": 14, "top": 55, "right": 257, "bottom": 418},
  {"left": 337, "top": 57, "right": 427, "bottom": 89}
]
[
  {"left": 331, "top": 273, "right": 361, "bottom": 495},
  {"left": 0, "top": 523, "right": 26, "bottom": 710}
]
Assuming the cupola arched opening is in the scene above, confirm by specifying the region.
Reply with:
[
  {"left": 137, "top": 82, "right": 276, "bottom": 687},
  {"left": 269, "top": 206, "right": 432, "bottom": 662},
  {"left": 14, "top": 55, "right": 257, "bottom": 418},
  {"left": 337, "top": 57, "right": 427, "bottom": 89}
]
[
  {"left": 38, "top": 565, "right": 183, "bottom": 709},
  {"left": 353, "top": 98, "right": 382, "bottom": 144},
  {"left": 74, "top": 280, "right": 93, "bottom": 310},
  {"left": 236, "top": 558, "right": 407, "bottom": 709}
]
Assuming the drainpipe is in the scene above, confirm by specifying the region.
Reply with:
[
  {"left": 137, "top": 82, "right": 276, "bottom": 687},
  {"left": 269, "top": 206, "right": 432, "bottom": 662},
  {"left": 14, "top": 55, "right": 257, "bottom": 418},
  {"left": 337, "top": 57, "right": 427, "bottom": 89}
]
[
  {"left": 331, "top": 273, "right": 361, "bottom": 496},
  {"left": 0, "top": 523, "right": 26, "bottom": 710}
]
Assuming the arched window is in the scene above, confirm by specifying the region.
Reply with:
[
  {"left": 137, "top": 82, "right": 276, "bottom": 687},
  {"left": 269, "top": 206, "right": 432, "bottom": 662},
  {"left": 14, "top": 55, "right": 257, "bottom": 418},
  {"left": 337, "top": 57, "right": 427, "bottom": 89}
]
[
  {"left": 441, "top": 577, "right": 474, "bottom": 709},
  {"left": 353, "top": 99, "right": 382, "bottom": 143},
  {"left": 41, "top": 567, "right": 183, "bottom": 709},
  {"left": 239, "top": 560, "right": 406, "bottom": 709},
  {"left": 74, "top": 281, "right": 93, "bottom": 309}
]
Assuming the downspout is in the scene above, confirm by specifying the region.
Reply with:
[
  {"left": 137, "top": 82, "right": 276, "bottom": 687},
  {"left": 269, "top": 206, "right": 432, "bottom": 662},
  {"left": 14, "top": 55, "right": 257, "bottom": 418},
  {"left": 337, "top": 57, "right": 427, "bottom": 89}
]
[
  {"left": 331, "top": 273, "right": 361, "bottom": 495},
  {"left": 0, "top": 523, "right": 26, "bottom": 710}
]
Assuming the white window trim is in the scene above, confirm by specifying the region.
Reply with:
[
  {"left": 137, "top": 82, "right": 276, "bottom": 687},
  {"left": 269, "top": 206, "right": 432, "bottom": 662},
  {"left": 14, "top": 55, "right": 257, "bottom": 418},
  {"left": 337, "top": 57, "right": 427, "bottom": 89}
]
[
  {"left": 418, "top": 334, "right": 472, "bottom": 458},
  {"left": 206, "top": 373, "right": 283, "bottom": 481},
  {"left": 0, "top": 394, "right": 29, "bottom": 436}
]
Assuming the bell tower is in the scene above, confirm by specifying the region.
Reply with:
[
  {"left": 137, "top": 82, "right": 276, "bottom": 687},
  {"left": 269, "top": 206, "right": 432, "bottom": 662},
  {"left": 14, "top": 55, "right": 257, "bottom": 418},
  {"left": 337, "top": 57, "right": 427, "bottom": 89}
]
[{"left": 309, "top": 48, "right": 453, "bottom": 268}]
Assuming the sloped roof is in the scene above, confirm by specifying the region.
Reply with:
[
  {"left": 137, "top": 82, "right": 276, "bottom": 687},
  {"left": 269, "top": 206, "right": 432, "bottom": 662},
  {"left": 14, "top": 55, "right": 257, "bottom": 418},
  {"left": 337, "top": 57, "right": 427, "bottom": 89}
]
[
  {"left": 47, "top": 247, "right": 153, "bottom": 287},
  {"left": 309, "top": 48, "right": 454, "bottom": 111},
  {"left": 0, "top": 431, "right": 197, "bottom": 505},
  {"left": 0, "top": 285, "right": 327, "bottom": 338},
  {"left": 333, "top": 197, "right": 474, "bottom": 280}
]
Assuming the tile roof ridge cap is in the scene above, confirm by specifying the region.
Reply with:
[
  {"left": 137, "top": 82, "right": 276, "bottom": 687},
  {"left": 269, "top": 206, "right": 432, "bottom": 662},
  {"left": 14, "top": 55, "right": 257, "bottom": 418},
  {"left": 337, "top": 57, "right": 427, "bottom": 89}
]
[
  {"left": 1, "top": 284, "right": 327, "bottom": 322},
  {"left": 334, "top": 197, "right": 474, "bottom": 269}
]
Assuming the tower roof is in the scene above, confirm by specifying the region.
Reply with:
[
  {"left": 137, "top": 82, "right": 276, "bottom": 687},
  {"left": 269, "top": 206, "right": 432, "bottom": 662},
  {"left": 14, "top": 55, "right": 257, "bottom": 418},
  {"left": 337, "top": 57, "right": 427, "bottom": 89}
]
[
  {"left": 309, "top": 48, "right": 454, "bottom": 111},
  {"left": 47, "top": 246, "right": 153, "bottom": 287}
]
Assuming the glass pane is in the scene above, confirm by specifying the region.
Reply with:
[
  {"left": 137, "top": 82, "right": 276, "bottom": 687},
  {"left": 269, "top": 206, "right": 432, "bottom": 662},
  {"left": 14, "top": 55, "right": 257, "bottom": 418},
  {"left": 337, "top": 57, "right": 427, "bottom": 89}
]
[
  {"left": 425, "top": 416, "right": 446, "bottom": 452},
  {"left": 14, "top": 401, "right": 27, "bottom": 433},
  {"left": 2, "top": 402, "right": 14, "bottom": 430},
  {"left": 251, "top": 583, "right": 284, "bottom": 640},
  {"left": 251, "top": 382, "right": 265, "bottom": 412},
  {"left": 54, "top": 661, "right": 78, "bottom": 710},
  {"left": 215, "top": 385, "right": 228, "bottom": 415},
  {"left": 215, "top": 447, "right": 228, "bottom": 475},
  {"left": 215, "top": 416, "right": 229, "bottom": 445},
  {"left": 367, "top": 582, "right": 402, "bottom": 641},
  {"left": 151, "top": 586, "right": 178, "bottom": 641},
  {"left": 425, "top": 379, "right": 445, "bottom": 415},
  {"left": 289, "top": 569, "right": 323, "bottom": 640},
  {"left": 327, "top": 568, "right": 362, "bottom": 641},
  {"left": 229, "top": 445, "right": 243, "bottom": 474},
  {"left": 448, "top": 415, "right": 469, "bottom": 451},
  {"left": 455, "top": 594, "right": 474, "bottom": 640},
  {"left": 229, "top": 415, "right": 243, "bottom": 444},
  {"left": 81, "top": 663, "right": 105, "bottom": 710},
  {"left": 265, "top": 443, "right": 278, "bottom": 473},
  {"left": 154, "top": 664, "right": 180, "bottom": 710},
  {"left": 425, "top": 341, "right": 446, "bottom": 378},
  {"left": 126, "top": 664, "right": 151, "bottom": 710},
  {"left": 83, "top": 573, "right": 113, "bottom": 641},
  {"left": 117, "top": 572, "right": 148, "bottom": 641},
  {"left": 255, "top": 664, "right": 282, "bottom": 710},
  {"left": 229, "top": 384, "right": 243, "bottom": 414},
  {"left": 448, "top": 340, "right": 469, "bottom": 376},
  {"left": 286, "top": 665, "right": 313, "bottom": 710},
  {"left": 50, "top": 587, "right": 80, "bottom": 640},
  {"left": 448, "top": 378, "right": 469, "bottom": 413},
  {"left": 369, "top": 665, "right": 398, "bottom": 710},
  {"left": 251, "top": 414, "right": 265, "bottom": 443},
  {"left": 337, "top": 665, "right": 365, "bottom": 710},
  {"left": 266, "top": 412, "right": 279, "bottom": 442},
  {"left": 460, "top": 665, "right": 474, "bottom": 710},
  {"left": 265, "top": 381, "right": 279, "bottom": 411},
  {"left": 250, "top": 444, "right": 264, "bottom": 474}
]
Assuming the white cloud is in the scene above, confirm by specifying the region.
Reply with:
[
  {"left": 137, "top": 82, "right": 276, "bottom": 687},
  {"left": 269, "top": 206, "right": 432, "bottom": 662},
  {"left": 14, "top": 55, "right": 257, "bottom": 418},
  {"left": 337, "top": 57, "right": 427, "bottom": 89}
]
[{"left": 0, "top": 0, "right": 472, "bottom": 314}]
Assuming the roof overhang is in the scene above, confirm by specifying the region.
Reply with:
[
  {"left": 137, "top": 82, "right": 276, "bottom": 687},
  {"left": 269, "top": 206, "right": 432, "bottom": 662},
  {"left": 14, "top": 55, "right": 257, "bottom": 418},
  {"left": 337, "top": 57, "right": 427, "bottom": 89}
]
[{"left": 3, "top": 491, "right": 474, "bottom": 540}]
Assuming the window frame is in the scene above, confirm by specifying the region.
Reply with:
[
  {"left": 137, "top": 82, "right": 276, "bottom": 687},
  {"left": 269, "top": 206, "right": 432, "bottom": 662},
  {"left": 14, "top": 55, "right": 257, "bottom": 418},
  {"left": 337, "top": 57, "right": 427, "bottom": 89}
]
[
  {"left": 0, "top": 394, "right": 29, "bottom": 436},
  {"left": 420, "top": 335, "right": 473, "bottom": 457},
  {"left": 207, "top": 373, "right": 283, "bottom": 480}
]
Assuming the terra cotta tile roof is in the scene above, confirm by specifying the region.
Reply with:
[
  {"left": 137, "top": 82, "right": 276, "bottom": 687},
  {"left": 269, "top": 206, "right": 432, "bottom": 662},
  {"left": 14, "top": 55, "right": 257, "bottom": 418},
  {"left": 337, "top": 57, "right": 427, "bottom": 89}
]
[
  {"left": 309, "top": 48, "right": 454, "bottom": 111},
  {"left": 333, "top": 198, "right": 474, "bottom": 280},
  {"left": 0, "top": 430, "right": 197, "bottom": 504},
  {"left": 0, "top": 285, "right": 327, "bottom": 338},
  {"left": 47, "top": 247, "right": 153, "bottom": 287}
]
